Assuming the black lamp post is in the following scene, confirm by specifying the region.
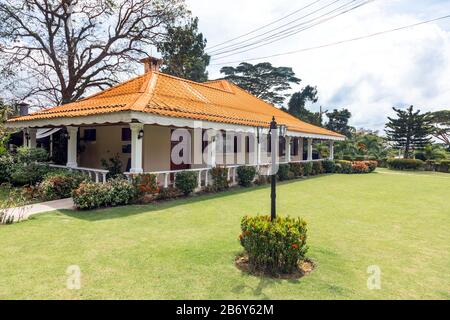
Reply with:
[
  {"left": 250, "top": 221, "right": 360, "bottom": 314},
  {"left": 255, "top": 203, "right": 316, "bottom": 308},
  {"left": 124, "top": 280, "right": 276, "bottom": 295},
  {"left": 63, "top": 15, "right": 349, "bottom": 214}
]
[{"left": 270, "top": 116, "right": 277, "bottom": 221}]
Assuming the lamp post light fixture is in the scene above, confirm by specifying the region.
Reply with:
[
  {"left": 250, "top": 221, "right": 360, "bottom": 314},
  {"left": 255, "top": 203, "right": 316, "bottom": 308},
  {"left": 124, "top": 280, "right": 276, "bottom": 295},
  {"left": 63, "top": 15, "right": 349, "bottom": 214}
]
[{"left": 137, "top": 129, "right": 144, "bottom": 140}]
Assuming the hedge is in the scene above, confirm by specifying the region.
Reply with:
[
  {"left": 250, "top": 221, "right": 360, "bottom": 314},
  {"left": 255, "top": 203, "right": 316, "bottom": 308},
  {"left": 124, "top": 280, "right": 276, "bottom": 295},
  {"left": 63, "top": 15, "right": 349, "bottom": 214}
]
[{"left": 387, "top": 158, "right": 424, "bottom": 171}]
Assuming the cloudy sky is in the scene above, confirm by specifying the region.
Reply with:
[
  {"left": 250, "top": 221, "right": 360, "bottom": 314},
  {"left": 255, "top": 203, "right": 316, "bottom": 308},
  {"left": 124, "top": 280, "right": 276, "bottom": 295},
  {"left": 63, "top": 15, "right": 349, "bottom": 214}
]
[{"left": 186, "top": 0, "right": 450, "bottom": 132}]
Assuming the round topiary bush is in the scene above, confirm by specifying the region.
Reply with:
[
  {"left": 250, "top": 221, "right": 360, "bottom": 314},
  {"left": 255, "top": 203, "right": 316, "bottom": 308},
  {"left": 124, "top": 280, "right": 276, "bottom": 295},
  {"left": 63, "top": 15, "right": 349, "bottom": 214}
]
[
  {"left": 175, "top": 171, "right": 198, "bottom": 195},
  {"left": 236, "top": 166, "right": 256, "bottom": 187},
  {"left": 239, "top": 215, "right": 308, "bottom": 275}
]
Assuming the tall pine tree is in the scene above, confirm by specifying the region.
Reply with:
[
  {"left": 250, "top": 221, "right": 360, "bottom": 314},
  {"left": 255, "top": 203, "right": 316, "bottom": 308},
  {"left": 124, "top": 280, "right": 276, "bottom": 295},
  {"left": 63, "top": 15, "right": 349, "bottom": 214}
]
[
  {"left": 157, "top": 17, "right": 210, "bottom": 82},
  {"left": 385, "top": 106, "right": 432, "bottom": 158}
]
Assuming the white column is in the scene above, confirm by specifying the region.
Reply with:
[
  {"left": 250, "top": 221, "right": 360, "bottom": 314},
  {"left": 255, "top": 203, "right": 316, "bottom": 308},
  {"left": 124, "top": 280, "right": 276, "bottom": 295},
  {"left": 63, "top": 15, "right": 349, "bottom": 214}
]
[
  {"left": 299, "top": 138, "right": 304, "bottom": 160},
  {"left": 130, "top": 123, "right": 144, "bottom": 173},
  {"left": 28, "top": 128, "right": 37, "bottom": 148},
  {"left": 66, "top": 126, "right": 79, "bottom": 168},
  {"left": 210, "top": 136, "right": 217, "bottom": 167},
  {"left": 286, "top": 136, "right": 291, "bottom": 163},
  {"left": 307, "top": 138, "right": 313, "bottom": 161},
  {"left": 329, "top": 141, "right": 334, "bottom": 160},
  {"left": 253, "top": 129, "right": 261, "bottom": 168}
]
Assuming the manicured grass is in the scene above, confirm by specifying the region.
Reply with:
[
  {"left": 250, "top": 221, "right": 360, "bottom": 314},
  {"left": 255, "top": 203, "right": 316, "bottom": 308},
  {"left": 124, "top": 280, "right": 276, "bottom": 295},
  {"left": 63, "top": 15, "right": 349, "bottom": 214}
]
[{"left": 0, "top": 168, "right": 449, "bottom": 299}]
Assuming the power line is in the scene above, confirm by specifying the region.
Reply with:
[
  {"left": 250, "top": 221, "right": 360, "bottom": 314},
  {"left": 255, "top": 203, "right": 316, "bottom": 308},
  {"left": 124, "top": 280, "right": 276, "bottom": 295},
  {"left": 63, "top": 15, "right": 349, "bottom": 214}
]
[
  {"left": 208, "top": 0, "right": 343, "bottom": 54},
  {"left": 206, "top": 0, "right": 324, "bottom": 50},
  {"left": 209, "top": 14, "right": 450, "bottom": 66},
  {"left": 210, "top": 0, "right": 372, "bottom": 58}
]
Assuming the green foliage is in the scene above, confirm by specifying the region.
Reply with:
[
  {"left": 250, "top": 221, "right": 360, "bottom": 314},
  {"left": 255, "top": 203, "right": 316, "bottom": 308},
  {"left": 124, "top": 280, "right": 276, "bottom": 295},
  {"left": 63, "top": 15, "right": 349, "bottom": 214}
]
[
  {"left": 130, "top": 173, "right": 159, "bottom": 197},
  {"left": 385, "top": 106, "right": 433, "bottom": 158},
  {"left": 277, "top": 164, "right": 291, "bottom": 181},
  {"left": 302, "top": 162, "right": 313, "bottom": 176},
  {"left": 39, "top": 171, "right": 87, "bottom": 201},
  {"left": 108, "top": 178, "right": 137, "bottom": 207},
  {"left": 438, "top": 160, "right": 450, "bottom": 173},
  {"left": 10, "top": 163, "right": 50, "bottom": 185},
  {"left": 220, "top": 62, "right": 300, "bottom": 105},
  {"left": 101, "top": 154, "right": 123, "bottom": 179},
  {"left": 73, "top": 178, "right": 136, "bottom": 210},
  {"left": 322, "top": 160, "right": 336, "bottom": 173},
  {"left": 335, "top": 160, "right": 352, "bottom": 174},
  {"left": 351, "top": 162, "right": 369, "bottom": 174},
  {"left": 0, "top": 154, "right": 14, "bottom": 183},
  {"left": 16, "top": 147, "right": 48, "bottom": 163},
  {"left": 175, "top": 171, "right": 198, "bottom": 195},
  {"left": 420, "top": 144, "right": 448, "bottom": 161},
  {"left": 289, "top": 163, "right": 304, "bottom": 177},
  {"left": 428, "top": 110, "right": 450, "bottom": 148},
  {"left": 156, "top": 187, "right": 180, "bottom": 200},
  {"left": 236, "top": 166, "right": 256, "bottom": 187},
  {"left": 387, "top": 158, "right": 424, "bottom": 171},
  {"left": 210, "top": 167, "right": 229, "bottom": 192},
  {"left": 325, "top": 109, "right": 354, "bottom": 138},
  {"left": 286, "top": 86, "right": 322, "bottom": 126},
  {"left": 157, "top": 17, "right": 210, "bottom": 82},
  {"left": 240, "top": 215, "right": 308, "bottom": 275},
  {"left": 335, "top": 131, "right": 388, "bottom": 161},
  {"left": 312, "top": 161, "right": 323, "bottom": 175}
]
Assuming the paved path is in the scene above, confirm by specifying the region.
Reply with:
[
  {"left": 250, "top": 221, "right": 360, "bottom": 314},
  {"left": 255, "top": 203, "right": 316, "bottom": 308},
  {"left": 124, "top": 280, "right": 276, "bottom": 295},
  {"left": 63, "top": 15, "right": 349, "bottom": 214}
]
[{"left": 2, "top": 198, "right": 75, "bottom": 222}]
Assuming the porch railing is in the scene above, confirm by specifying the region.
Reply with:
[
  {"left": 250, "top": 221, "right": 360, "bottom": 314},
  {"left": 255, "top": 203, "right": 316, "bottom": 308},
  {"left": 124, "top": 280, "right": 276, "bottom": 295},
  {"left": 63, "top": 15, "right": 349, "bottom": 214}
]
[
  {"left": 48, "top": 164, "right": 109, "bottom": 183},
  {"left": 125, "top": 159, "right": 328, "bottom": 189}
]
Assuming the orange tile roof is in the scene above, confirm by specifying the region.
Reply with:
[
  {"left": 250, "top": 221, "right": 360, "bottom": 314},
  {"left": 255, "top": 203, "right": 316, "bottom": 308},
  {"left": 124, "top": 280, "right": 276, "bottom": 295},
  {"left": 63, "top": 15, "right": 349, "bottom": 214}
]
[{"left": 8, "top": 72, "right": 344, "bottom": 138}]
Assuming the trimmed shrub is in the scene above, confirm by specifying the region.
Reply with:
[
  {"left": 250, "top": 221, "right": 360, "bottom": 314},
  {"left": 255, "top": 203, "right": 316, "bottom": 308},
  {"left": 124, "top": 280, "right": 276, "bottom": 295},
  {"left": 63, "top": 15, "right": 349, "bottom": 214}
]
[
  {"left": 130, "top": 173, "right": 159, "bottom": 197},
  {"left": 312, "top": 161, "right": 323, "bottom": 175},
  {"left": 237, "top": 166, "right": 256, "bottom": 187},
  {"left": 73, "top": 182, "right": 110, "bottom": 210},
  {"left": 387, "top": 158, "right": 424, "bottom": 171},
  {"left": 39, "top": 171, "right": 87, "bottom": 201},
  {"left": 364, "top": 160, "right": 378, "bottom": 173},
  {"left": 210, "top": 167, "right": 229, "bottom": 191},
  {"left": 438, "top": 160, "right": 450, "bottom": 173},
  {"left": 351, "top": 161, "right": 369, "bottom": 174},
  {"left": 156, "top": 187, "right": 180, "bottom": 200},
  {"left": 240, "top": 215, "right": 308, "bottom": 275},
  {"left": 107, "top": 178, "right": 136, "bottom": 207},
  {"left": 335, "top": 160, "right": 352, "bottom": 174},
  {"left": 424, "top": 160, "right": 438, "bottom": 171},
  {"left": 303, "top": 162, "right": 313, "bottom": 176},
  {"left": 175, "top": 171, "right": 198, "bottom": 195},
  {"left": 72, "top": 178, "right": 135, "bottom": 210},
  {"left": 322, "top": 160, "right": 336, "bottom": 173},
  {"left": 289, "top": 163, "right": 304, "bottom": 177},
  {"left": 277, "top": 164, "right": 291, "bottom": 181}
]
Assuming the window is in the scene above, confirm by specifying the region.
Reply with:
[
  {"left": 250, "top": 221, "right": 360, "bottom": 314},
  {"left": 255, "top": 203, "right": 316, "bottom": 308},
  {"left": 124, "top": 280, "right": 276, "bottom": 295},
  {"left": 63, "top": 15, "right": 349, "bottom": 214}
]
[
  {"left": 83, "top": 129, "right": 96, "bottom": 141},
  {"left": 292, "top": 138, "right": 298, "bottom": 156},
  {"left": 122, "top": 144, "right": 131, "bottom": 154},
  {"left": 122, "top": 128, "right": 131, "bottom": 141}
]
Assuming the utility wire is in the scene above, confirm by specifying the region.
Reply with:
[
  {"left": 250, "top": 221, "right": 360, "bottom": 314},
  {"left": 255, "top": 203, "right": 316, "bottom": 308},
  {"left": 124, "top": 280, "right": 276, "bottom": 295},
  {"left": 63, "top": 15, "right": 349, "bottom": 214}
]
[
  {"left": 210, "top": 0, "right": 372, "bottom": 58},
  {"left": 210, "top": 14, "right": 450, "bottom": 66},
  {"left": 206, "top": 0, "right": 324, "bottom": 50},
  {"left": 208, "top": 0, "right": 342, "bottom": 54}
]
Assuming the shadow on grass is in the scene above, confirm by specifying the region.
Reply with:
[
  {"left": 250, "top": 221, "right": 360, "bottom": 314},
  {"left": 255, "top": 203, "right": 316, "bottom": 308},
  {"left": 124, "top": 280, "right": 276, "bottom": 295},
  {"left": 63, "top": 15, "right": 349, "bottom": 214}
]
[{"left": 60, "top": 174, "right": 333, "bottom": 222}]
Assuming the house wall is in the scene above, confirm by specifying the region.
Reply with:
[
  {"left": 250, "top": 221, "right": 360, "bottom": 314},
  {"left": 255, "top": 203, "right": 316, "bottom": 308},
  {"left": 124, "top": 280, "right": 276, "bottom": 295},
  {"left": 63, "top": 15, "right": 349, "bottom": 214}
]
[
  {"left": 143, "top": 125, "right": 171, "bottom": 172},
  {"left": 79, "top": 125, "right": 130, "bottom": 171}
]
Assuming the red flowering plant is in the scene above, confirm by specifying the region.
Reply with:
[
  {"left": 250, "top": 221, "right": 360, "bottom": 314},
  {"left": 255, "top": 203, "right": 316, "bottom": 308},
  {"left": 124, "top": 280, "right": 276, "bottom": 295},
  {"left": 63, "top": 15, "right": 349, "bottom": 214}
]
[
  {"left": 130, "top": 173, "right": 159, "bottom": 198},
  {"left": 240, "top": 215, "right": 308, "bottom": 275},
  {"left": 351, "top": 161, "right": 369, "bottom": 174}
]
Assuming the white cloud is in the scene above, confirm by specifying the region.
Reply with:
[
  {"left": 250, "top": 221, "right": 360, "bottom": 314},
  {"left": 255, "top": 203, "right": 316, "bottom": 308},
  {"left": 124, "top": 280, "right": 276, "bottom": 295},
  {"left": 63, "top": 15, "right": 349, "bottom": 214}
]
[{"left": 187, "top": 0, "right": 450, "bottom": 132}]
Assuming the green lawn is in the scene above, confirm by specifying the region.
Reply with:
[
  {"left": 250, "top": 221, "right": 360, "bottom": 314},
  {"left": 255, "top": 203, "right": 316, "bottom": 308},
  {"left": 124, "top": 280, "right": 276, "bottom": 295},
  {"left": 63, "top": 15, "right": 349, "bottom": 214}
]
[{"left": 1, "top": 168, "right": 449, "bottom": 300}]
